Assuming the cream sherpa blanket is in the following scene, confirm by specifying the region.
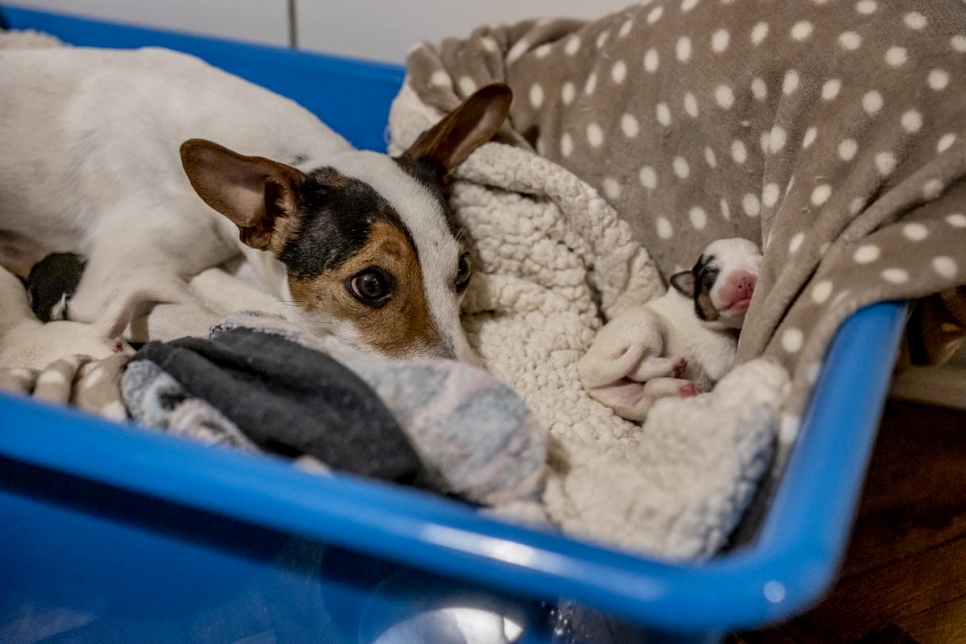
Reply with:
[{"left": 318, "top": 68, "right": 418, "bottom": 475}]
[{"left": 390, "top": 85, "right": 788, "bottom": 559}]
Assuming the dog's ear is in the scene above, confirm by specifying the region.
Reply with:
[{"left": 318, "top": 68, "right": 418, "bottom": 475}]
[
  {"left": 669, "top": 271, "right": 696, "bottom": 297},
  {"left": 180, "top": 139, "right": 306, "bottom": 252},
  {"left": 399, "top": 83, "right": 512, "bottom": 179}
]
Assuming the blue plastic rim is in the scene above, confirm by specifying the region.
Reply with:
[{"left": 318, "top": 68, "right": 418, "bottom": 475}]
[{"left": 0, "top": 6, "right": 908, "bottom": 635}]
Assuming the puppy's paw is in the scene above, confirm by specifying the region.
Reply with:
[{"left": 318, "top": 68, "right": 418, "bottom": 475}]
[
  {"left": 671, "top": 356, "right": 688, "bottom": 378},
  {"left": 678, "top": 382, "right": 700, "bottom": 398}
]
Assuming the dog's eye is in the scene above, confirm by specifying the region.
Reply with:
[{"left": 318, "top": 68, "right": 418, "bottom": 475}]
[
  {"left": 455, "top": 253, "right": 472, "bottom": 293},
  {"left": 348, "top": 269, "right": 392, "bottom": 305}
]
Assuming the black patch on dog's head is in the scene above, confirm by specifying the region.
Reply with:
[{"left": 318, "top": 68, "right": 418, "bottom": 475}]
[
  {"left": 25, "top": 252, "right": 86, "bottom": 322},
  {"left": 279, "top": 167, "right": 417, "bottom": 281},
  {"left": 670, "top": 253, "right": 721, "bottom": 322}
]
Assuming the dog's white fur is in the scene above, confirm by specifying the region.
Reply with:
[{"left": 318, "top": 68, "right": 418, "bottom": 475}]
[
  {"left": 579, "top": 238, "right": 762, "bottom": 421},
  {"left": 0, "top": 47, "right": 492, "bottom": 361}
]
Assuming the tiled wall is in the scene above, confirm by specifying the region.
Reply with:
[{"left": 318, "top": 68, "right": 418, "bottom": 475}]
[{"left": 5, "top": 0, "right": 634, "bottom": 63}]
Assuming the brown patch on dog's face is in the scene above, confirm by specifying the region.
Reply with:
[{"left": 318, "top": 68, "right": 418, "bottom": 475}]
[
  {"left": 691, "top": 254, "right": 722, "bottom": 323},
  {"left": 695, "top": 291, "right": 720, "bottom": 322},
  {"left": 288, "top": 220, "right": 442, "bottom": 358}
]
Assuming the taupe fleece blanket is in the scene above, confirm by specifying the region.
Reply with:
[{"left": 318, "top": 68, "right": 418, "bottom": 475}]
[{"left": 403, "top": 0, "right": 966, "bottom": 430}]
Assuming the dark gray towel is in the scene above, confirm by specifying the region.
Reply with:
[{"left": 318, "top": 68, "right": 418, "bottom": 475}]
[{"left": 131, "top": 329, "right": 433, "bottom": 490}]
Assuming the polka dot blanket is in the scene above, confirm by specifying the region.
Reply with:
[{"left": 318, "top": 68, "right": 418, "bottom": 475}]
[{"left": 392, "top": 0, "right": 966, "bottom": 558}]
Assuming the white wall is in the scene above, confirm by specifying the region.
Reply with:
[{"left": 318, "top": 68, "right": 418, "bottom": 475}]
[
  {"left": 5, "top": 0, "right": 290, "bottom": 47},
  {"left": 6, "top": 0, "right": 635, "bottom": 62},
  {"left": 296, "top": 1, "right": 635, "bottom": 63}
]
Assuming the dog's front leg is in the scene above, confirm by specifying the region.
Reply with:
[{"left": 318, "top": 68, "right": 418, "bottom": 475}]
[
  {"left": 69, "top": 267, "right": 222, "bottom": 343},
  {"left": 125, "top": 301, "right": 223, "bottom": 343},
  {"left": 188, "top": 266, "right": 302, "bottom": 322}
]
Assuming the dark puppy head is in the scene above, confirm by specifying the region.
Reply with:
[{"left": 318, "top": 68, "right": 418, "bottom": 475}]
[
  {"left": 669, "top": 238, "right": 762, "bottom": 330},
  {"left": 25, "top": 252, "right": 86, "bottom": 323},
  {"left": 181, "top": 84, "right": 512, "bottom": 363},
  {"left": 0, "top": 232, "right": 86, "bottom": 323}
]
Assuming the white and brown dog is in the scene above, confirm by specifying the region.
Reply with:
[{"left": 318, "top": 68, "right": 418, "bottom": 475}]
[
  {"left": 0, "top": 47, "right": 511, "bottom": 363},
  {"left": 578, "top": 238, "right": 762, "bottom": 421}
]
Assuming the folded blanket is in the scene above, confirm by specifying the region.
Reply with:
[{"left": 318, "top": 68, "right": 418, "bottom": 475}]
[
  {"left": 395, "top": 0, "right": 966, "bottom": 557},
  {"left": 122, "top": 359, "right": 263, "bottom": 453},
  {"left": 127, "top": 329, "right": 435, "bottom": 490},
  {"left": 122, "top": 312, "right": 547, "bottom": 507}
]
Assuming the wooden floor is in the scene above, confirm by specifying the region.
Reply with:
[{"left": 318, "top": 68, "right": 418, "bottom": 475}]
[{"left": 730, "top": 399, "right": 966, "bottom": 644}]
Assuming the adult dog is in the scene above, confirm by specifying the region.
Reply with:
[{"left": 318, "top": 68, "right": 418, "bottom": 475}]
[{"left": 0, "top": 46, "right": 511, "bottom": 362}]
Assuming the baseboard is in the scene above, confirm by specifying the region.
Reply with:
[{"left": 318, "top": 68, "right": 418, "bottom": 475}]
[{"left": 890, "top": 365, "right": 966, "bottom": 410}]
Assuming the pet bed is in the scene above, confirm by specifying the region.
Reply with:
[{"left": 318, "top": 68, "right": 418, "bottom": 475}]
[{"left": 0, "top": 5, "right": 954, "bottom": 640}]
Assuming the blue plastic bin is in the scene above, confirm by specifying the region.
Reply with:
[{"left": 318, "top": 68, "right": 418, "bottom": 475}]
[{"left": 0, "top": 7, "right": 908, "bottom": 643}]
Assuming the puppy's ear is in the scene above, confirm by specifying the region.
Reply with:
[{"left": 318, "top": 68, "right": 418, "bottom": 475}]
[
  {"left": 399, "top": 83, "right": 512, "bottom": 179},
  {"left": 181, "top": 139, "right": 306, "bottom": 252},
  {"left": 669, "top": 271, "right": 696, "bottom": 297}
]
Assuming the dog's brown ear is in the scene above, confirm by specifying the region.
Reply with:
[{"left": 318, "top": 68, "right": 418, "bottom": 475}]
[
  {"left": 180, "top": 139, "right": 306, "bottom": 252},
  {"left": 399, "top": 83, "right": 512, "bottom": 178}
]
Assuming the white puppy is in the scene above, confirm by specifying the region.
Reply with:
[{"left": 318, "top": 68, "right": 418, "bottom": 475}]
[{"left": 578, "top": 238, "right": 762, "bottom": 421}]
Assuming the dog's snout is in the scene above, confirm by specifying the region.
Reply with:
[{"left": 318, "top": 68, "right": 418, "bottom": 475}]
[
  {"left": 717, "top": 269, "right": 758, "bottom": 313},
  {"left": 734, "top": 272, "right": 757, "bottom": 298}
]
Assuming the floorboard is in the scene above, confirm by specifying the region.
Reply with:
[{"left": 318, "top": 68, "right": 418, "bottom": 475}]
[{"left": 731, "top": 399, "right": 966, "bottom": 643}]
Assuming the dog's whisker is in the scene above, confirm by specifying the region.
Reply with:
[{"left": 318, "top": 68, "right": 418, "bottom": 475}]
[{"left": 263, "top": 299, "right": 306, "bottom": 307}]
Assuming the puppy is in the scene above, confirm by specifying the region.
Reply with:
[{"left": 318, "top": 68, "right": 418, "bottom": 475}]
[
  {"left": 24, "top": 252, "right": 86, "bottom": 323},
  {"left": 0, "top": 47, "right": 511, "bottom": 362},
  {"left": 0, "top": 265, "right": 134, "bottom": 371},
  {"left": 578, "top": 238, "right": 762, "bottom": 421}
]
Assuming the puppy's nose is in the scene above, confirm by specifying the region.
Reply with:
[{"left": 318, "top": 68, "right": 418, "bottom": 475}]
[{"left": 734, "top": 272, "right": 757, "bottom": 297}]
